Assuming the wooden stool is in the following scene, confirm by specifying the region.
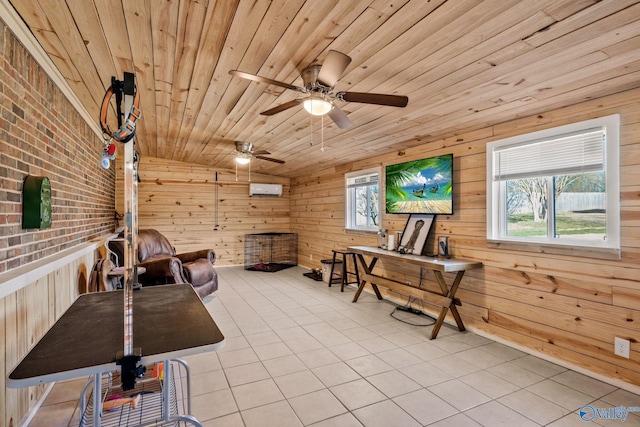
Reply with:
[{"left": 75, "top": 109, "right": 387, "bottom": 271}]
[{"left": 329, "top": 249, "right": 360, "bottom": 292}]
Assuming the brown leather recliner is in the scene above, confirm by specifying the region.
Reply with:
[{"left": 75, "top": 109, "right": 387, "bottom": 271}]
[{"left": 108, "top": 229, "right": 218, "bottom": 299}]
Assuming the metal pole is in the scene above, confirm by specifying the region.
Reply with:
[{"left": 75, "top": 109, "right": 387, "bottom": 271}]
[{"left": 122, "top": 73, "right": 137, "bottom": 357}]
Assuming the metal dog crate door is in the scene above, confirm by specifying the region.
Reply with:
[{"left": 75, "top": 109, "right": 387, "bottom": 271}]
[
  {"left": 244, "top": 232, "right": 298, "bottom": 272},
  {"left": 23, "top": 176, "right": 52, "bottom": 229}
]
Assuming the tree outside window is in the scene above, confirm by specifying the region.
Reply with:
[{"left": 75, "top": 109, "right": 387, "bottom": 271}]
[
  {"left": 346, "top": 169, "right": 380, "bottom": 232},
  {"left": 505, "top": 172, "right": 606, "bottom": 241}
]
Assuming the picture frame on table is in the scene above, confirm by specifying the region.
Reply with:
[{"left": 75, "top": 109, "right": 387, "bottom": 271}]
[{"left": 397, "top": 214, "right": 434, "bottom": 255}]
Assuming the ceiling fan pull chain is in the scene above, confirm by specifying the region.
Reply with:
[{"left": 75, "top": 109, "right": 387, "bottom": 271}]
[
  {"left": 310, "top": 114, "right": 313, "bottom": 146},
  {"left": 321, "top": 114, "right": 325, "bottom": 152}
]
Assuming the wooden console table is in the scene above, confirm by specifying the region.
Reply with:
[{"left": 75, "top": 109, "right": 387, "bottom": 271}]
[{"left": 347, "top": 246, "right": 482, "bottom": 339}]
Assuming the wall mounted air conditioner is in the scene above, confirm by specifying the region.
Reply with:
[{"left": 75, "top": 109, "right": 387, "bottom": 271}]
[{"left": 249, "top": 183, "right": 282, "bottom": 196}]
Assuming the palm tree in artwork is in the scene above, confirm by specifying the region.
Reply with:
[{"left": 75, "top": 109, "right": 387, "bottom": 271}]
[{"left": 385, "top": 155, "right": 452, "bottom": 212}]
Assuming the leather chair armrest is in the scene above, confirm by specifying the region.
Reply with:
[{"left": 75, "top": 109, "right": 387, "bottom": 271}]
[
  {"left": 139, "top": 257, "right": 186, "bottom": 284},
  {"left": 176, "top": 250, "right": 216, "bottom": 264}
]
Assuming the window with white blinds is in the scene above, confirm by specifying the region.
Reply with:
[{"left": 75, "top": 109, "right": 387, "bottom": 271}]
[
  {"left": 486, "top": 114, "right": 620, "bottom": 255},
  {"left": 347, "top": 171, "right": 378, "bottom": 188},
  {"left": 493, "top": 128, "right": 604, "bottom": 181}
]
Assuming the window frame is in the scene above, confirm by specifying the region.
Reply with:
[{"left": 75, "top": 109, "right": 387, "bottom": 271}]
[
  {"left": 486, "top": 114, "right": 620, "bottom": 258},
  {"left": 345, "top": 167, "right": 381, "bottom": 233}
]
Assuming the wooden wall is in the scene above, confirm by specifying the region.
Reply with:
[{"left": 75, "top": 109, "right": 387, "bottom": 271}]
[
  {"left": 116, "top": 156, "right": 291, "bottom": 266},
  {"left": 0, "top": 249, "right": 98, "bottom": 427},
  {"left": 291, "top": 88, "right": 640, "bottom": 390}
]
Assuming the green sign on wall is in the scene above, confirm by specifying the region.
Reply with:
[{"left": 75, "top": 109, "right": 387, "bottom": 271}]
[{"left": 23, "top": 176, "right": 52, "bottom": 229}]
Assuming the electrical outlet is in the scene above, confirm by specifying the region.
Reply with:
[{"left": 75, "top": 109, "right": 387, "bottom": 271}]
[{"left": 615, "top": 337, "right": 630, "bottom": 358}]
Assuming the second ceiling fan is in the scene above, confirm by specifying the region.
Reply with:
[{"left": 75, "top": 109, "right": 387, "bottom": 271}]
[
  {"left": 233, "top": 141, "right": 284, "bottom": 164},
  {"left": 230, "top": 50, "right": 408, "bottom": 129}
]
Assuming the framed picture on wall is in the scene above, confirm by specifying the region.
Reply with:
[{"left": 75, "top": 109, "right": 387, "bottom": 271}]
[{"left": 397, "top": 214, "right": 434, "bottom": 255}]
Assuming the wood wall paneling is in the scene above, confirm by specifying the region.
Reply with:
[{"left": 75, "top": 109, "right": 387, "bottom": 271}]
[
  {"left": 1, "top": 252, "right": 96, "bottom": 427},
  {"left": 118, "top": 157, "right": 292, "bottom": 266},
  {"left": 291, "top": 88, "right": 640, "bottom": 390}
]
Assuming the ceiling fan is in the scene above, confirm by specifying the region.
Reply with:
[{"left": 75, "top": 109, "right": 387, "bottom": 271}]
[
  {"left": 229, "top": 50, "right": 408, "bottom": 129},
  {"left": 232, "top": 141, "right": 284, "bottom": 165}
]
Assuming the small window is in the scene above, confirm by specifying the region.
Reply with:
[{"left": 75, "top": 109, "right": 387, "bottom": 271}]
[
  {"left": 346, "top": 168, "right": 380, "bottom": 232},
  {"left": 487, "top": 115, "right": 620, "bottom": 255}
]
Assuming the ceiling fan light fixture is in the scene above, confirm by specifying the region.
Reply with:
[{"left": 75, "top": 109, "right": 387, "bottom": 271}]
[
  {"left": 235, "top": 154, "right": 251, "bottom": 165},
  {"left": 303, "top": 97, "right": 332, "bottom": 116}
]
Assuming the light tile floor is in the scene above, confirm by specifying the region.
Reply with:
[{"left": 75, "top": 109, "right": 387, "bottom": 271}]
[{"left": 29, "top": 266, "right": 640, "bottom": 426}]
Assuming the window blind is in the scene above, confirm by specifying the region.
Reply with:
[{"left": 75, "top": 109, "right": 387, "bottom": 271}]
[
  {"left": 493, "top": 127, "right": 604, "bottom": 181},
  {"left": 347, "top": 172, "right": 378, "bottom": 188}
]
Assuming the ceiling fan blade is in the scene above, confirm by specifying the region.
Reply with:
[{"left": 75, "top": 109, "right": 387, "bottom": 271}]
[
  {"left": 328, "top": 105, "right": 353, "bottom": 129},
  {"left": 250, "top": 150, "right": 270, "bottom": 155},
  {"left": 229, "top": 70, "right": 304, "bottom": 92},
  {"left": 338, "top": 91, "right": 408, "bottom": 107},
  {"left": 255, "top": 155, "right": 285, "bottom": 164},
  {"left": 317, "top": 50, "right": 352, "bottom": 87},
  {"left": 261, "top": 99, "right": 303, "bottom": 116}
]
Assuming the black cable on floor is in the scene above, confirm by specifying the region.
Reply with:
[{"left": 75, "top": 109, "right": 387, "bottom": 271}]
[{"left": 390, "top": 301, "right": 435, "bottom": 327}]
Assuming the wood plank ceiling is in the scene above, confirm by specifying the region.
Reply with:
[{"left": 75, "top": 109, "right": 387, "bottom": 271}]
[{"left": 8, "top": 0, "right": 640, "bottom": 178}]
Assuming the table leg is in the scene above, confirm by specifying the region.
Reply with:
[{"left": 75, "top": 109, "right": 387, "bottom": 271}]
[
  {"left": 340, "top": 254, "right": 347, "bottom": 292},
  {"left": 430, "top": 270, "right": 466, "bottom": 339},
  {"left": 352, "top": 255, "right": 382, "bottom": 302},
  {"left": 430, "top": 307, "right": 450, "bottom": 340},
  {"left": 93, "top": 372, "right": 102, "bottom": 427},
  {"left": 162, "top": 360, "right": 171, "bottom": 422},
  {"left": 162, "top": 360, "right": 204, "bottom": 426},
  {"left": 371, "top": 281, "right": 383, "bottom": 300}
]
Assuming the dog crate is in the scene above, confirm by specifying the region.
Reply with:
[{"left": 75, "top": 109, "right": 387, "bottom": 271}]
[{"left": 244, "top": 232, "right": 298, "bottom": 272}]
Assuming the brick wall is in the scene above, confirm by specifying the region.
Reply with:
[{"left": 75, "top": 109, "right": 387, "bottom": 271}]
[{"left": 0, "top": 19, "right": 115, "bottom": 273}]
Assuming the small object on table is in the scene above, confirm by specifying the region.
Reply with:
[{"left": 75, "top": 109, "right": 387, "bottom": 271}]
[{"left": 387, "top": 234, "right": 395, "bottom": 250}]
